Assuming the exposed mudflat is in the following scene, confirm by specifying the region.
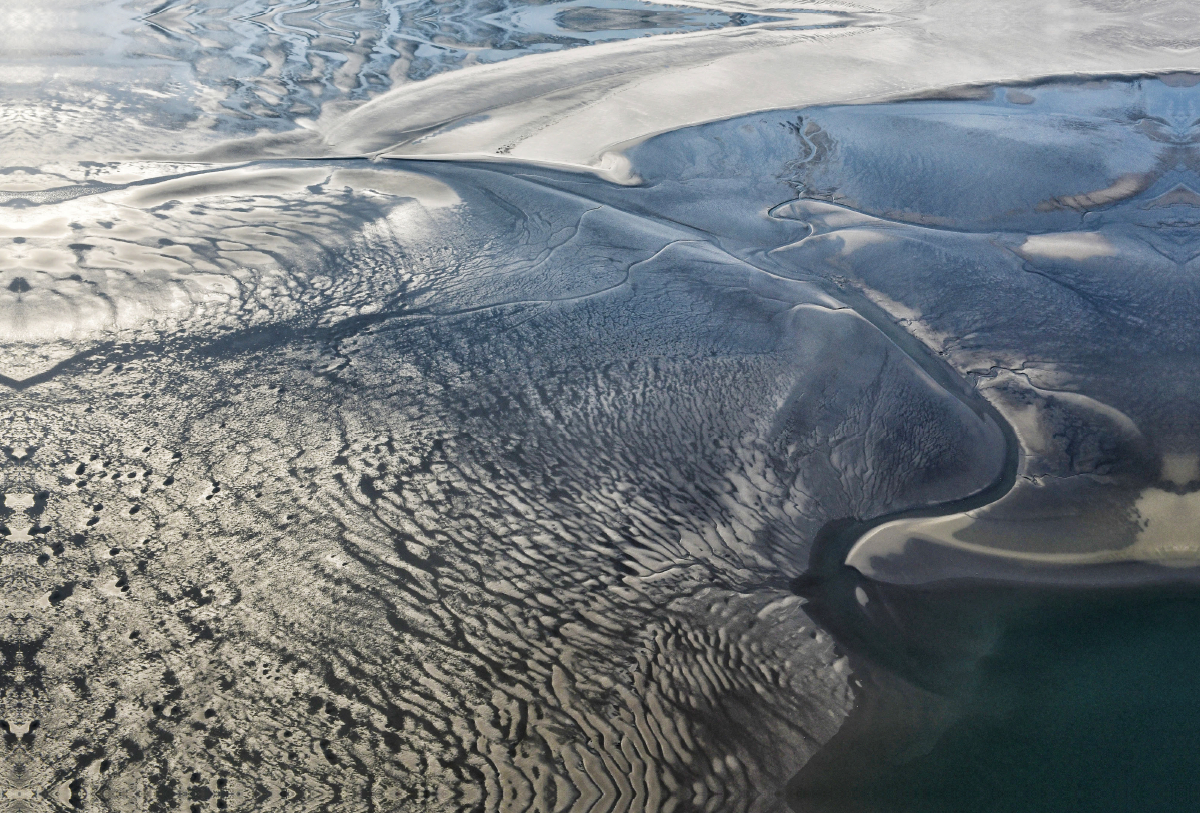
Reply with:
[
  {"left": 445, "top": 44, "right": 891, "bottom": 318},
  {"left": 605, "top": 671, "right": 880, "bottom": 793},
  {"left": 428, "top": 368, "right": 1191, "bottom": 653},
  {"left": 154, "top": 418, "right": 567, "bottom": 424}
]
[{"left": 4, "top": 1, "right": 1200, "bottom": 811}]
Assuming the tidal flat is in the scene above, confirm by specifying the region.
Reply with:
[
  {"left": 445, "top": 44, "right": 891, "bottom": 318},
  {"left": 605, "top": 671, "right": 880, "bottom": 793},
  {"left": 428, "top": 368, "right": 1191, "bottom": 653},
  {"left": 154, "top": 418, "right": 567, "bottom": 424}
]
[{"left": 4, "top": 2, "right": 1200, "bottom": 811}]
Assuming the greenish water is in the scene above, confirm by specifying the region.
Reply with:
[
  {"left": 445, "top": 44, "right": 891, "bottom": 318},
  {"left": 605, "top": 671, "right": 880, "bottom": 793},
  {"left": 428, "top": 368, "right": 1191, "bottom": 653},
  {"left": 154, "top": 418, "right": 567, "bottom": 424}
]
[{"left": 790, "top": 580, "right": 1200, "bottom": 813}]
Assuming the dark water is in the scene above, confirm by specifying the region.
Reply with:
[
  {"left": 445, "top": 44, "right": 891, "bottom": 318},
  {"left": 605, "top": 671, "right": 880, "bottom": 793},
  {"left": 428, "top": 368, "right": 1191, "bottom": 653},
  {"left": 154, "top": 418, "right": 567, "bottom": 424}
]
[
  {"left": 791, "top": 572, "right": 1200, "bottom": 812},
  {"left": 771, "top": 76, "right": 1200, "bottom": 807}
]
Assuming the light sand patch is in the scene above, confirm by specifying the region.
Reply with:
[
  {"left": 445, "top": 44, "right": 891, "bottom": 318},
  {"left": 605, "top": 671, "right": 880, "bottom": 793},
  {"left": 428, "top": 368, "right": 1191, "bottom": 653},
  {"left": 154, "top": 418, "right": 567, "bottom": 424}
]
[
  {"left": 1161, "top": 453, "right": 1200, "bottom": 486},
  {"left": 1017, "top": 232, "right": 1117, "bottom": 260},
  {"left": 846, "top": 487, "right": 1200, "bottom": 581}
]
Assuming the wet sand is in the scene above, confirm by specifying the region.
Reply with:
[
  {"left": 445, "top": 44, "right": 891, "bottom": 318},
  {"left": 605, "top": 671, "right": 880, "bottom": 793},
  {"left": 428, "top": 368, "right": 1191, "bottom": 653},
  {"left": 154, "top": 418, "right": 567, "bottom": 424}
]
[{"left": 784, "top": 317, "right": 1200, "bottom": 811}]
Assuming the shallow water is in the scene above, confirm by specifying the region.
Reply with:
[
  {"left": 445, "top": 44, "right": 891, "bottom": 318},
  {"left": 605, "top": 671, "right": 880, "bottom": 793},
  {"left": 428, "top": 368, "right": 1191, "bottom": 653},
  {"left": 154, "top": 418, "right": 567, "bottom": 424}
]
[{"left": 791, "top": 580, "right": 1200, "bottom": 813}]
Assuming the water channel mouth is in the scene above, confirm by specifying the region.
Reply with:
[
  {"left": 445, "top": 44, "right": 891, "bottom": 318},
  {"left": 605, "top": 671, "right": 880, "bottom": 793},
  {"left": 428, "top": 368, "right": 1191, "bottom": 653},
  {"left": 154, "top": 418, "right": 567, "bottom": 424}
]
[
  {"left": 790, "top": 570, "right": 1200, "bottom": 812},
  {"left": 779, "top": 303, "right": 1200, "bottom": 812},
  {"left": 783, "top": 203, "right": 1200, "bottom": 810}
]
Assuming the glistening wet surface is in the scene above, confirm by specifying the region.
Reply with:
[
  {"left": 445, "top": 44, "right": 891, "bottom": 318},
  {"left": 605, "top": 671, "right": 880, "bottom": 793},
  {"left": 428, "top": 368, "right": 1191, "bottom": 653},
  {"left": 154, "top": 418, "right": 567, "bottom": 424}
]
[
  {"left": 780, "top": 74, "right": 1200, "bottom": 813},
  {"left": 5, "top": 0, "right": 1200, "bottom": 809}
]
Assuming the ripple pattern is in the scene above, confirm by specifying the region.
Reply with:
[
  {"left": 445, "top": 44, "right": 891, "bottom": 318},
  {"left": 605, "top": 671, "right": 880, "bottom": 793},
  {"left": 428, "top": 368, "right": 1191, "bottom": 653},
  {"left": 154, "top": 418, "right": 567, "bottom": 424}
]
[{"left": 0, "top": 154, "right": 1004, "bottom": 810}]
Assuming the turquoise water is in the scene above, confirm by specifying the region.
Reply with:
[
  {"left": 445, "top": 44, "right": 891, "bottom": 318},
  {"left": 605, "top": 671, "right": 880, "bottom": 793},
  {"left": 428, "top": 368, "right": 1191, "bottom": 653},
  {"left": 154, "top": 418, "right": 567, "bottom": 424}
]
[{"left": 790, "top": 580, "right": 1200, "bottom": 812}]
